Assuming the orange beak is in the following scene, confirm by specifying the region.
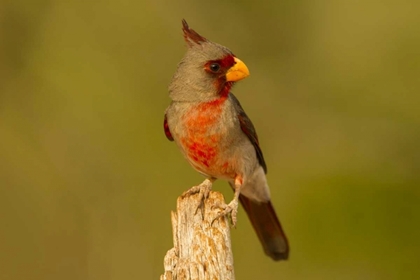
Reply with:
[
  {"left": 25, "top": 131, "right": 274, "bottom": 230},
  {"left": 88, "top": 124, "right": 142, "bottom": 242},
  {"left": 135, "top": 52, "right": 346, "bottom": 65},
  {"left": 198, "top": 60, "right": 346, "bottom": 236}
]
[{"left": 225, "top": 57, "right": 250, "bottom": 82}]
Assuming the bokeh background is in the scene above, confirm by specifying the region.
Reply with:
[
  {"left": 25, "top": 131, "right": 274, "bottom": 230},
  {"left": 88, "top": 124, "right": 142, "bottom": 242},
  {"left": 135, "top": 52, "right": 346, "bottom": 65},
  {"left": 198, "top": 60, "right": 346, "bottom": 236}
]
[{"left": 1, "top": 1, "right": 419, "bottom": 279}]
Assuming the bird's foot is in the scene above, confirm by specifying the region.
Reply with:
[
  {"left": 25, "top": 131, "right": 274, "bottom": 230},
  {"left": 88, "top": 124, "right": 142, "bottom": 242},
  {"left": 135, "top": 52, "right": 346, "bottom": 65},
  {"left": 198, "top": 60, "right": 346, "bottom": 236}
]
[
  {"left": 181, "top": 178, "right": 213, "bottom": 213},
  {"left": 212, "top": 197, "right": 239, "bottom": 227}
]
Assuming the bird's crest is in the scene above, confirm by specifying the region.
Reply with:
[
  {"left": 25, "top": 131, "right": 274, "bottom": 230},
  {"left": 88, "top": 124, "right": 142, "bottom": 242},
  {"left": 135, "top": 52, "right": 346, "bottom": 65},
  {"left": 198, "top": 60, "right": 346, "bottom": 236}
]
[{"left": 182, "top": 19, "right": 207, "bottom": 47}]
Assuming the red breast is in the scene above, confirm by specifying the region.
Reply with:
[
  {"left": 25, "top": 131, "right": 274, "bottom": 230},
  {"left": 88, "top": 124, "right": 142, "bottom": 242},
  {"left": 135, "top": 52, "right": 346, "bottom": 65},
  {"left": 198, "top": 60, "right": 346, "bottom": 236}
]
[{"left": 180, "top": 96, "right": 235, "bottom": 177}]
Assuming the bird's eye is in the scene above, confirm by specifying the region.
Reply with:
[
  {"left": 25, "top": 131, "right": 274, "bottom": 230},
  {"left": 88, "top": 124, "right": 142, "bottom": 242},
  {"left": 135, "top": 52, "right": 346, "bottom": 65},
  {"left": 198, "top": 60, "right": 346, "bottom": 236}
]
[{"left": 209, "top": 63, "right": 221, "bottom": 73}]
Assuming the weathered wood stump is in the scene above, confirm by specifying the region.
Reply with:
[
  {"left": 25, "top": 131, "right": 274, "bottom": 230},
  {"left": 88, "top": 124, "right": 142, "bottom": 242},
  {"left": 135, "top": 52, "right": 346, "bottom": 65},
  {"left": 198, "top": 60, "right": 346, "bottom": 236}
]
[{"left": 160, "top": 191, "right": 235, "bottom": 280}]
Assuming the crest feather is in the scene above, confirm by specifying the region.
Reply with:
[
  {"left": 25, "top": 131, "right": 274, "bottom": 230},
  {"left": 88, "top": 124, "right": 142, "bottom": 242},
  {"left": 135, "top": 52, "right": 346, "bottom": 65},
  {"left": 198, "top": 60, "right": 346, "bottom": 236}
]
[{"left": 182, "top": 19, "right": 207, "bottom": 46}]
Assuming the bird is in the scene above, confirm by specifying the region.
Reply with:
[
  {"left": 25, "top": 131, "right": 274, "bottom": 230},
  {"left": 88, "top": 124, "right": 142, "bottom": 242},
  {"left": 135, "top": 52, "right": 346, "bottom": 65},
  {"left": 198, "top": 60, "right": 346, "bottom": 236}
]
[{"left": 163, "top": 19, "right": 289, "bottom": 261}]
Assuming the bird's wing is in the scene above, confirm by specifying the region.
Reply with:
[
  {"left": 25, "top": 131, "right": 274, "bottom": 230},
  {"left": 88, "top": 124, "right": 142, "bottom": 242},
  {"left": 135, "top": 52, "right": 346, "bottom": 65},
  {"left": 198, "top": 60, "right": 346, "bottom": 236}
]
[
  {"left": 229, "top": 93, "right": 267, "bottom": 173},
  {"left": 163, "top": 113, "right": 174, "bottom": 141}
]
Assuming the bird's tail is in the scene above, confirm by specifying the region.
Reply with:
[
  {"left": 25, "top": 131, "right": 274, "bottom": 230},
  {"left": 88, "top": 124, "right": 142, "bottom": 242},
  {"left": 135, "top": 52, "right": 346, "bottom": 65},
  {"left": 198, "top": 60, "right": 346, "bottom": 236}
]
[{"left": 239, "top": 194, "right": 289, "bottom": 261}]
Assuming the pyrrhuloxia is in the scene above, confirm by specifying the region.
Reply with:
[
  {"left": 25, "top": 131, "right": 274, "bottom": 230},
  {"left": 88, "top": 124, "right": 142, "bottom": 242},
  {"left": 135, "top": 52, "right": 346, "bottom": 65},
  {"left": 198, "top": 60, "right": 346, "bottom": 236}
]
[{"left": 164, "top": 20, "right": 289, "bottom": 261}]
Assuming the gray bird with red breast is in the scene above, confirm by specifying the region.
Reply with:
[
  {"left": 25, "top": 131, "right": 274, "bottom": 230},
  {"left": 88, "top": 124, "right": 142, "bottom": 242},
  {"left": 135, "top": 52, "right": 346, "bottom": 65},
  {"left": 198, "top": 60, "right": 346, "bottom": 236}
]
[{"left": 164, "top": 19, "right": 289, "bottom": 261}]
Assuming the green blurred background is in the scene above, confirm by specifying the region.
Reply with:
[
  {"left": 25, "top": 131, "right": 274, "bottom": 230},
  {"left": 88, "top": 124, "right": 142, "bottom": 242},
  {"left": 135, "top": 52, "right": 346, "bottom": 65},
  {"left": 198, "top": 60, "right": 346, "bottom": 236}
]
[{"left": 1, "top": 1, "right": 419, "bottom": 279}]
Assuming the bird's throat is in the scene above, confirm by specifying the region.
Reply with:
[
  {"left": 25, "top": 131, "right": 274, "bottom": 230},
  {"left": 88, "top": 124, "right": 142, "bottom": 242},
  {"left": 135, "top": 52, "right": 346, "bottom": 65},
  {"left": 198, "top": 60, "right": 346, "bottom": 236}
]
[{"left": 217, "top": 81, "right": 233, "bottom": 98}]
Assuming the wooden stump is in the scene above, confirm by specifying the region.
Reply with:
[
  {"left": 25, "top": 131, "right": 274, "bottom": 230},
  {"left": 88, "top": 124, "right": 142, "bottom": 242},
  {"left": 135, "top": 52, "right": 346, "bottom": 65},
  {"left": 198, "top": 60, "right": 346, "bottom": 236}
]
[{"left": 160, "top": 191, "right": 235, "bottom": 280}]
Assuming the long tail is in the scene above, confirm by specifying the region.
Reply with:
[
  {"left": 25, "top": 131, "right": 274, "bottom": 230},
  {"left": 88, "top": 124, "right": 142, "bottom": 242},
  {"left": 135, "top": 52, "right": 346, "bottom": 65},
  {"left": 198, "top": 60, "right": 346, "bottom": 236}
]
[{"left": 239, "top": 194, "right": 289, "bottom": 261}]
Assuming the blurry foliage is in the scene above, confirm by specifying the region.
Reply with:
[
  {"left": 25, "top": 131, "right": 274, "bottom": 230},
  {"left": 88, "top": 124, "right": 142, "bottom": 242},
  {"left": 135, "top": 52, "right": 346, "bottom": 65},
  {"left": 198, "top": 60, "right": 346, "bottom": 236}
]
[{"left": 0, "top": 0, "right": 419, "bottom": 279}]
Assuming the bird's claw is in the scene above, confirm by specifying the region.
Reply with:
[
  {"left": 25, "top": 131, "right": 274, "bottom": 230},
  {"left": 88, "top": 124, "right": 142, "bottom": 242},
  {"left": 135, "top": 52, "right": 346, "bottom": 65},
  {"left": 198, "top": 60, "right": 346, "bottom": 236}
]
[
  {"left": 212, "top": 198, "right": 239, "bottom": 227},
  {"left": 181, "top": 179, "right": 212, "bottom": 213}
]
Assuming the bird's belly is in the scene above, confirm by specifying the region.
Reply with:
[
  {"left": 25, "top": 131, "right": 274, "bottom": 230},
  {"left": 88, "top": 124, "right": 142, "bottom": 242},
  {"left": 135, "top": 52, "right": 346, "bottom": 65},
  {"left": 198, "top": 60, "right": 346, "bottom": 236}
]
[
  {"left": 180, "top": 133, "right": 236, "bottom": 179},
  {"left": 178, "top": 112, "right": 238, "bottom": 179}
]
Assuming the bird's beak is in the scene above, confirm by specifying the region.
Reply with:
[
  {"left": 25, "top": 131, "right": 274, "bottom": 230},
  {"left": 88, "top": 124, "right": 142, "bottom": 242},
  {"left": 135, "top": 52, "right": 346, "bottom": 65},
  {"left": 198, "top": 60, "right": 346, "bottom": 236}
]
[{"left": 226, "top": 57, "right": 250, "bottom": 82}]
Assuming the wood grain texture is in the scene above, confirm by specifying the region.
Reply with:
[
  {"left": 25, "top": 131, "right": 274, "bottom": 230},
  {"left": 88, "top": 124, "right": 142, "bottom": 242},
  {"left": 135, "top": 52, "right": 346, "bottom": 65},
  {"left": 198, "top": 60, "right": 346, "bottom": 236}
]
[{"left": 161, "top": 191, "right": 235, "bottom": 280}]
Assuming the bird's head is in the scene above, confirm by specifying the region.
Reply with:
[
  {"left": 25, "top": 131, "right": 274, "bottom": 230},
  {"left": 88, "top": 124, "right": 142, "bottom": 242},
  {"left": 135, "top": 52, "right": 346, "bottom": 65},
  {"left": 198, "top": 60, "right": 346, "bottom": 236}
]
[{"left": 169, "top": 19, "right": 250, "bottom": 102}]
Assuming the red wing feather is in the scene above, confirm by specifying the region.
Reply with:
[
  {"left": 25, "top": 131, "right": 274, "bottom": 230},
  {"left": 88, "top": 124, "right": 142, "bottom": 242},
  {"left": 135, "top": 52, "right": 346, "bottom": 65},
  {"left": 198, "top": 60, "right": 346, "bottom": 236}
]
[{"left": 164, "top": 113, "right": 174, "bottom": 141}]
